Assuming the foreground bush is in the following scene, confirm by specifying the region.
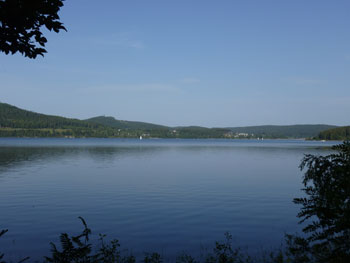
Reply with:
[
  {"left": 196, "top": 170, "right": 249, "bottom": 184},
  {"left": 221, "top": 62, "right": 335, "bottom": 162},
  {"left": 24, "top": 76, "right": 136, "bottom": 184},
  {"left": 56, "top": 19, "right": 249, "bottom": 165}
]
[
  {"left": 0, "top": 220, "right": 287, "bottom": 263},
  {"left": 286, "top": 141, "right": 350, "bottom": 263}
]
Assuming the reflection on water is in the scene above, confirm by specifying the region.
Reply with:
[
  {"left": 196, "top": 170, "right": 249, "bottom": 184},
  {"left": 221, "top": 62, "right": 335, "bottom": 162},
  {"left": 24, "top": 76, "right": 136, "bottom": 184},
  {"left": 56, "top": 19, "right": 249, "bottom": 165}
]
[
  {"left": 0, "top": 146, "right": 167, "bottom": 175},
  {"left": 0, "top": 138, "right": 337, "bottom": 261}
]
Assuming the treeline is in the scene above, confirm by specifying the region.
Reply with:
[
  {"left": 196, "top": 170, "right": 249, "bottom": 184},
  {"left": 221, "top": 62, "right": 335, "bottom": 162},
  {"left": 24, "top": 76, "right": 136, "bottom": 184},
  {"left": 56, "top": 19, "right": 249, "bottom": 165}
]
[
  {"left": 0, "top": 103, "right": 229, "bottom": 138},
  {"left": 86, "top": 116, "right": 168, "bottom": 130},
  {"left": 227, "top": 124, "right": 337, "bottom": 139},
  {"left": 0, "top": 103, "right": 99, "bottom": 129},
  {"left": 315, "top": 126, "right": 350, "bottom": 140},
  {"left": 0, "top": 128, "right": 230, "bottom": 139},
  {"left": 0, "top": 127, "right": 229, "bottom": 139},
  {"left": 87, "top": 117, "right": 231, "bottom": 138},
  {"left": 0, "top": 128, "right": 147, "bottom": 138},
  {"left": 0, "top": 103, "right": 230, "bottom": 139},
  {"left": 0, "top": 102, "right": 340, "bottom": 139},
  {"left": 173, "top": 126, "right": 230, "bottom": 138}
]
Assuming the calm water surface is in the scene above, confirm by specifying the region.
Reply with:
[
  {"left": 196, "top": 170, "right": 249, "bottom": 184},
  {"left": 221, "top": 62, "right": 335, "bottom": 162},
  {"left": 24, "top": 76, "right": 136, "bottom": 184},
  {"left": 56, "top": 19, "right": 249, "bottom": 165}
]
[{"left": 0, "top": 138, "right": 337, "bottom": 261}]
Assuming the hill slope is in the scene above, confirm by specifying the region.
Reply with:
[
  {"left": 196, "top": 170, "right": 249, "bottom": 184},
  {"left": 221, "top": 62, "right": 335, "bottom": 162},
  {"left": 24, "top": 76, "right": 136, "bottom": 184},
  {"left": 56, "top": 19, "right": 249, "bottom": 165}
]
[
  {"left": 0, "top": 102, "right": 340, "bottom": 139},
  {"left": 86, "top": 116, "right": 168, "bottom": 130},
  {"left": 0, "top": 102, "right": 119, "bottom": 137},
  {"left": 0, "top": 102, "right": 98, "bottom": 129}
]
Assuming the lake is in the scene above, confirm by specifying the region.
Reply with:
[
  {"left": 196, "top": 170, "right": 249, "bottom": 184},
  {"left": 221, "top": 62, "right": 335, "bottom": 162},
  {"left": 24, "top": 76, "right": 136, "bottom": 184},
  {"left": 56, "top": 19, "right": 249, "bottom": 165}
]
[{"left": 0, "top": 138, "right": 337, "bottom": 261}]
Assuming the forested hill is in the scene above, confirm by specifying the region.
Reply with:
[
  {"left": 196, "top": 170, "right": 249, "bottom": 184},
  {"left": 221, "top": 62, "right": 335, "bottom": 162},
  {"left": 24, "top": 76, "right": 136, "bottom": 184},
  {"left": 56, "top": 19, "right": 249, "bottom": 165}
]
[
  {"left": 315, "top": 126, "right": 350, "bottom": 140},
  {"left": 0, "top": 102, "right": 98, "bottom": 129},
  {"left": 0, "top": 102, "right": 339, "bottom": 139},
  {"left": 86, "top": 116, "right": 168, "bottom": 130},
  {"left": 0, "top": 102, "right": 117, "bottom": 137},
  {"left": 226, "top": 124, "right": 337, "bottom": 139}
]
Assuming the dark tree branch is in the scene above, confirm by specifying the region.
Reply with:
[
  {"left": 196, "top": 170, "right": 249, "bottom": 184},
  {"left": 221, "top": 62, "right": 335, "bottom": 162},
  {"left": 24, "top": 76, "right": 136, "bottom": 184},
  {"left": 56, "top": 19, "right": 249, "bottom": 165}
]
[{"left": 0, "top": 0, "right": 66, "bottom": 58}]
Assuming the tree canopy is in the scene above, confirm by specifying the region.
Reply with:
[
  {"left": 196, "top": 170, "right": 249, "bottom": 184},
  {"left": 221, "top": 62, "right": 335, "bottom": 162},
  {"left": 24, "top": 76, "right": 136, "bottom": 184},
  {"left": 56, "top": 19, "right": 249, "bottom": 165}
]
[
  {"left": 316, "top": 126, "right": 350, "bottom": 141},
  {"left": 0, "top": 0, "right": 65, "bottom": 58},
  {"left": 287, "top": 141, "right": 350, "bottom": 263}
]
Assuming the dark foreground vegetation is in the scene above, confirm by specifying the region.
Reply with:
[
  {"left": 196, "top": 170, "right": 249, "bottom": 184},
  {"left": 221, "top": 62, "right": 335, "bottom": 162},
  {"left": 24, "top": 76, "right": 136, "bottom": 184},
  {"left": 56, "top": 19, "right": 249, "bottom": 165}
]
[
  {"left": 0, "top": 102, "right": 336, "bottom": 139},
  {"left": 1, "top": 141, "right": 349, "bottom": 262}
]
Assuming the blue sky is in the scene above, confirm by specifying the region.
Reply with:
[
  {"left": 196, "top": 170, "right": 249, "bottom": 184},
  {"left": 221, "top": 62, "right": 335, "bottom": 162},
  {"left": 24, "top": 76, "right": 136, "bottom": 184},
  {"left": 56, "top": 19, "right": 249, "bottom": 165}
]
[{"left": 1, "top": 0, "right": 350, "bottom": 127}]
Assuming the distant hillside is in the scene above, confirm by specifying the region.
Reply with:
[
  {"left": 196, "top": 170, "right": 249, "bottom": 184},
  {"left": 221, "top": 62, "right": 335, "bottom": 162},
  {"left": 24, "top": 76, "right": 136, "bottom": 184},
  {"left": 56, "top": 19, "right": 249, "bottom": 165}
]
[
  {"left": 0, "top": 102, "right": 98, "bottom": 129},
  {"left": 0, "top": 102, "right": 119, "bottom": 137},
  {"left": 0, "top": 102, "right": 341, "bottom": 139},
  {"left": 316, "top": 126, "right": 350, "bottom": 140},
  {"left": 85, "top": 117, "right": 231, "bottom": 138},
  {"left": 86, "top": 116, "right": 168, "bottom": 130},
  {"left": 226, "top": 124, "right": 337, "bottom": 139}
]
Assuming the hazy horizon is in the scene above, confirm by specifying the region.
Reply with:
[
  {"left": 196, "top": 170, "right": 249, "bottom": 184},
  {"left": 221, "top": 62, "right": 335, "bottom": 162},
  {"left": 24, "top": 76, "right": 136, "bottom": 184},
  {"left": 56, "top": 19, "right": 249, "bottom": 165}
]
[{"left": 1, "top": 0, "right": 350, "bottom": 127}]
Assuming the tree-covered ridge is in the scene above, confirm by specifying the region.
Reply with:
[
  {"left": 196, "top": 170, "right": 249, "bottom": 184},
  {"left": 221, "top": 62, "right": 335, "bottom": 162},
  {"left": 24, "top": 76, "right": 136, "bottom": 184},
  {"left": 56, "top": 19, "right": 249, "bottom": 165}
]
[
  {"left": 0, "top": 102, "right": 340, "bottom": 139},
  {"left": 316, "top": 126, "right": 350, "bottom": 140},
  {"left": 86, "top": 116, "right": 168, "bottom": 130},
  {"left": 0, "top": 102, "right": 99, "bottom": 129},
  {"left": 0, "top": 102, "right": 124, "bottom": 138}
]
